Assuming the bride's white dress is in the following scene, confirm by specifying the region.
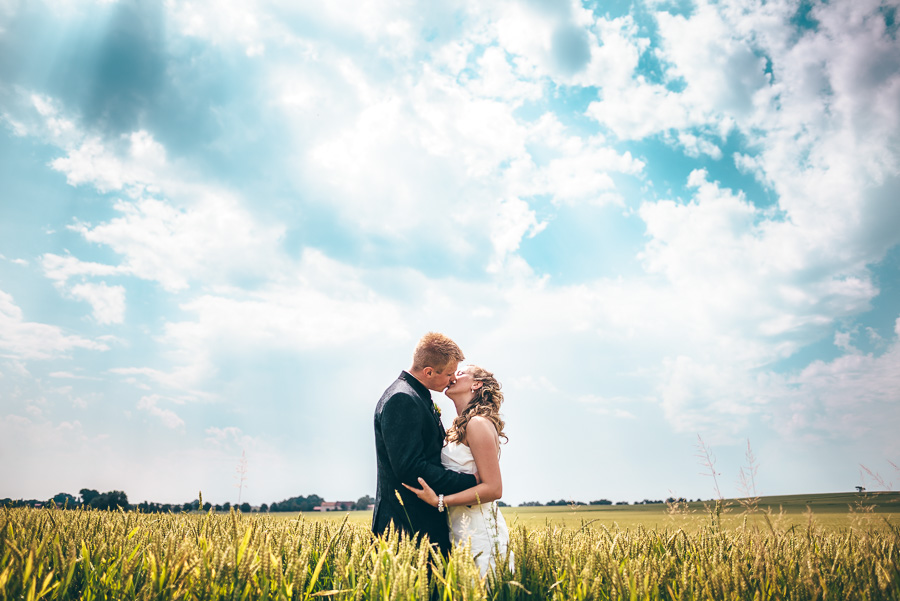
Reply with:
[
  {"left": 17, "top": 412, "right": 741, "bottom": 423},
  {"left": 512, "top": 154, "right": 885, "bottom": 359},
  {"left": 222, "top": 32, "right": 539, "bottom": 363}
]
[{"left": 440, "top": 441, "right": 513, "bottom": 576}]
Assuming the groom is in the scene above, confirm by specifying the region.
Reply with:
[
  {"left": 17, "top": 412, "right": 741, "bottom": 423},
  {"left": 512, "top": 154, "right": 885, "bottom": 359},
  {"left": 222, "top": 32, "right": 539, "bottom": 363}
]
[{"left": 372, "top": 332, "right": 478, "bottom": 554}]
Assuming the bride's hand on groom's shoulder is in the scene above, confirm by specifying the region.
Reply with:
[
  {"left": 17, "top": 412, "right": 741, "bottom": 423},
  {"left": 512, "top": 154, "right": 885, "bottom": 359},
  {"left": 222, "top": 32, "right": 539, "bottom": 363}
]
[{"left": 402, "top": 477, "right": 438, "bottom": 507}]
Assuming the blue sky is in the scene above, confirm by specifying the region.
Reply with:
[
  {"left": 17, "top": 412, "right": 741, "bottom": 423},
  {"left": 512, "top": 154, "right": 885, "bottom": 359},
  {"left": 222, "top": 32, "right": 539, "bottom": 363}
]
[{"left": 1, "top": 0, "right": 899, "bottom": 507}]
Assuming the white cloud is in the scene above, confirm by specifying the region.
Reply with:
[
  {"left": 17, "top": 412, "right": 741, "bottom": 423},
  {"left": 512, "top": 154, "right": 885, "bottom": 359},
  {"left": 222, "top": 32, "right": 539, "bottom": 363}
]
[
  {"left": 69, "top": 193, "right": 285, "bottom": 292},
  {"left": 48, "top": 371, "right": 101, "bottom": 383},
  {"left": 0, "top": 414, "right": 88, "bottom": 448},
  {"left": 656, "top": 356, "right": 758, "bottom": 439},
  {"left": 677, "top": 132, "right": 723, "bottom": 160},
  {"left": 28, "top": 94, "right": 79, "bottom": 142},
  {"left": 3, "top": 0, "right": 899, "bottom": 503},
  {"left": 510, "top": 113, "right": 645, "bottom": 205},
  {"left": 204, "top": 426, "right": 257, "bottom": 452},
  {"left": 15, "top": 100, "right": 287, "bottom": 295},
  {"left": 636, "top": 0, "right": 900, "bottom": 270},
  {"left": 137, "top": 395, "right": 185, "bottom": 430},
  {"left": 584, "top": 0, "right": 900, "bottom": 266},
  {"left": 41, "top": 254, "right": 121, "bottom": 285},
  {"left": 299, "top": 60, "right": 537, "bottom": 260},
  {"left": 655, "top": 4, "right": 769, "bottom": 118},
  {"left": 152, "top": 249, "right": 410, "bottom": 387},
  {"left": 108, "top": 366, "right": 213, "bottom": 399},
  {"left": 169, "top": 0, "right": 478, "bottom": 65},
  {"left": 0, "top": 412, "right": 110, "bottom": 499},
  {"left": 50, "top": 131, "right": 166, "bottom": 195},
  {"left": 487, "top": 197, "right": 547, "bottom": 274},
  {"left": 259, "top": 4, "right": 638, "bottom": 264},
  {"left": 542, "top": 145, "right": 641, "bottom": 204},
  {"left": 11, "top": 93, "right": 168, "bottom": 197},
  {"left": 1, "top": 360, "right": 30, "bottom": 378},
  {"left": 866, "top": 327, "right": 884, "bottom": 347},
  {"left": 833, "top": 329, "right": 858, "bottom": 354},
  {"left": 639, "top": 170, "right": 877, "bottom": 351},
  {"left": 761, "top": 316, "right": 900, "bottom": 447},
  {"left": 293, "top": 44, "right": 644, "bottom": 271},
  {"left": 577, "top": 394, "right": 638, "bottom": 419},
  {"left": 67, "top": 283, "right": 126, "bottom": 325},
  {"left": 465, "top": 45, "right": 544, "bottom": 103},
  {"left": 0, "top": 408, "right": 286, "bottom": 504},
  {"left": 733, "top": 151, "right": 765, "bottom": 180},
  {"left": 580, "top": 14, "right": 706, "bottom": 139},
  {"left": 582, "top": 3, "right": 770, "bottom": 139},
  {"left": 169, "top": 0, "right": 269, "bottom": 56},
  {"left": 0, "top": 290, "right": 107, "bottom": 360},
  {"left": 162, "top": 2, "right": 647, "bottom": 277},
  {"left": 747, "top": 2, "right": 900, "bottom": 259},
  {"left": 587, "top": 79, "right": 699, "bottom": 139},
  {"left": 0, "top": 254, "right": 28, "bottom": 266},
  {"left": 591, "top": 15, "right": 650, "bottom": 85},
  {"left": 524, "top": 159, "right": 882, "bottom": 438},
  {"left": 493, "top": 0, "right": 598, "bottom": 83},
  {"left": 40, "top": 255, "right": 126, "bottom": 324}
]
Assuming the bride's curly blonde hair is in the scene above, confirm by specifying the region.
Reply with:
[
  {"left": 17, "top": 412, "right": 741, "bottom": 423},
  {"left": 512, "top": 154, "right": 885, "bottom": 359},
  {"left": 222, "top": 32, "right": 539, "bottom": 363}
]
[{"left": 447, "top": 366, "right": 508, "bottom": 446}]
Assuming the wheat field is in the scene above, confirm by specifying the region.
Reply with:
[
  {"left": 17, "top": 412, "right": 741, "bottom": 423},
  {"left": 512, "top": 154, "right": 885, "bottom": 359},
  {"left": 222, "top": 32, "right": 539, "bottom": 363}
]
[{"left": 2, "top": 504, "right": 899, "bottom": 600}]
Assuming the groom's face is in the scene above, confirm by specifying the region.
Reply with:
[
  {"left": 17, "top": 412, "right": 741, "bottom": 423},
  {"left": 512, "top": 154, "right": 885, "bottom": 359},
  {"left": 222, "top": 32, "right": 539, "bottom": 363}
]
[{"left": 422, "top": 362, "right": 459, "bottom": 393}]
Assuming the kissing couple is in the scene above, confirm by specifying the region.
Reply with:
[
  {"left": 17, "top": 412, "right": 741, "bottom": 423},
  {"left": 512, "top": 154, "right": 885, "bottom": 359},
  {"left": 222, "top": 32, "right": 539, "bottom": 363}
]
[{"left": 372, "top": 332, "right": 513, "bottom": 575}]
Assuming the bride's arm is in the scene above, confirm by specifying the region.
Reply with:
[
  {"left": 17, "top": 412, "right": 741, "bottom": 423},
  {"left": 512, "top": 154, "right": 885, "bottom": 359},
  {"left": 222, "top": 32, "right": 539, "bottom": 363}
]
[
  {"left": 404, "top": 416, "right": 502, "bottom": 507},
  {"left": 445, "top": 417, "right": 502, "bottom": 506}
]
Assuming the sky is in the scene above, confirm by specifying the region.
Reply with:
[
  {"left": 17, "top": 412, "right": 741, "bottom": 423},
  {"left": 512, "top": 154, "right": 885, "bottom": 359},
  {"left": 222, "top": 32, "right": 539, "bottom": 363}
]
[{"left": 1, "top": 0, "right": 899, "bottom": 507}]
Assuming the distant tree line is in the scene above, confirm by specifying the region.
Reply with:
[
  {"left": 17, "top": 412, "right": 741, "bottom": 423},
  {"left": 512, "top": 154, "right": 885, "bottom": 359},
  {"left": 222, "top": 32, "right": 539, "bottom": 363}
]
[
  {"left": 268, "top": 494, "right": 325, "bottom": 512},
  {"left": 2, "top": 490, "right": 704, "bottom": 511},
  {"left": 0, "top": 489, "right": 376, "bottom": 513},
  {"left": 267, "top": 495, "right": 375, "bottom": 512},
  {"left": 1, "top": 489, "right": 132, "bottom": 511},
  {"left": 519, "top": 499, "right": 615, "bottom": 507},
  {"left": 517, "top": 497, "right": 697, "bottom": 507}
]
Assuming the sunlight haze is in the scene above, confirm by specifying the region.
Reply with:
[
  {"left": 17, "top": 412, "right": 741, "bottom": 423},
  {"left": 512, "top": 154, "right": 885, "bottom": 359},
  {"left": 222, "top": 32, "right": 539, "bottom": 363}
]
[{"left": 1, "top": 0, "right": 899, "bottom": 507}]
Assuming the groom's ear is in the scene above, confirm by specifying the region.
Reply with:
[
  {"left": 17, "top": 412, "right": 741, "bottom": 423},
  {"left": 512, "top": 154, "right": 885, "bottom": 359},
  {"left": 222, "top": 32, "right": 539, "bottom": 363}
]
[{"left": 423, "top": 367, "right": 435, "bottom": 377}]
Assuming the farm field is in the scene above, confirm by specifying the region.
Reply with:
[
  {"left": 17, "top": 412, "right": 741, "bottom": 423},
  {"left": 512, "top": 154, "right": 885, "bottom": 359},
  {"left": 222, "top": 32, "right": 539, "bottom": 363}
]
[
  {"left": 506, "top": 491, "right": 900, "bottom": 530},
  {"left": 2, "top": 492, "right": 899, "bottom": 600},
  {"left": 288, "top": 491, "right": 900, "bottom": 531}
]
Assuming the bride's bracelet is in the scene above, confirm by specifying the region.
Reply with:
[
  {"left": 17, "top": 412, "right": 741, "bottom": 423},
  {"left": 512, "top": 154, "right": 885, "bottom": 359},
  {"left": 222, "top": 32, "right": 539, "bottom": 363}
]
[{"left": 437, "top": 494, "right": 444, "bottom": 513}]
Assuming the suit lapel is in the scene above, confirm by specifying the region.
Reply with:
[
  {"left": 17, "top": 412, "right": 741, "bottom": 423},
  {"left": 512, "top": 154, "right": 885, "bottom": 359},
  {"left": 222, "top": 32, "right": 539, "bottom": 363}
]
[
  {"left": 399, "top": 371, "right": 446, "bottom": 442},
  {"left": 434, "top": 409, "right": 446, "bottom": 440},
  {"left": 422, "top": 393, "right": 445, "bottom": 440}
]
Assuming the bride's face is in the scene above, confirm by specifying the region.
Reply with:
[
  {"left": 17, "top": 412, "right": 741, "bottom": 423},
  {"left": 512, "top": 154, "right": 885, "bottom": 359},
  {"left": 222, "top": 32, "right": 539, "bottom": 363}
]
[{"left": 445, "top": 366, "right": 481, "bottom": 396}]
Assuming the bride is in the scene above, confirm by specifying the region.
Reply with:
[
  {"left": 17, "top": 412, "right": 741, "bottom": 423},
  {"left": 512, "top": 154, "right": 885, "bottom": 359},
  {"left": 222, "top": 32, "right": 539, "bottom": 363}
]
[{"left": 404, "top": 365, "right": 513, "bottom": 576}]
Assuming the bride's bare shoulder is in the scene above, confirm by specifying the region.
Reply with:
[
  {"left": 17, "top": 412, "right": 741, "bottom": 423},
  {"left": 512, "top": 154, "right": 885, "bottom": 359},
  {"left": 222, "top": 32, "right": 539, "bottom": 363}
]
[{"left": 466, "top": 416, "right": 500, "bottom": 440}]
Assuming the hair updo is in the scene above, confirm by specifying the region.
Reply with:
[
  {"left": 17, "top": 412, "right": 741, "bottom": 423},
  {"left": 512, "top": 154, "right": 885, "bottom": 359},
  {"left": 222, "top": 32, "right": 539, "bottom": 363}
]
[{"left": 447, "top": 366, "right": 508, "bottom": 446}]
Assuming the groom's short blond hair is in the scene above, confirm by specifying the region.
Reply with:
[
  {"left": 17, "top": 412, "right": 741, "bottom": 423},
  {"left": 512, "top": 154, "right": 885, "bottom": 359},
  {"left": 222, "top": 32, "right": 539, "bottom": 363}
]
[{"left": 412, "top": 332, "right": 464, "bottom": 372}]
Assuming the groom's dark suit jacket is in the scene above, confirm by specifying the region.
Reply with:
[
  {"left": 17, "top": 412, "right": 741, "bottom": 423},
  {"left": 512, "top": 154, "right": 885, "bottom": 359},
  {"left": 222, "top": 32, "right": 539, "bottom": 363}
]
[{"left": 372, "top": 371, "right": 477, "bottom": 554}]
